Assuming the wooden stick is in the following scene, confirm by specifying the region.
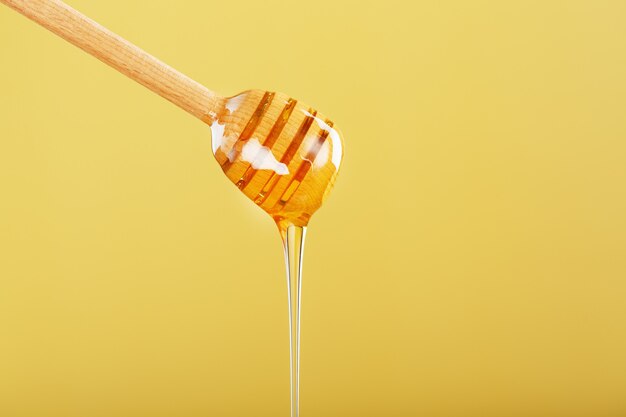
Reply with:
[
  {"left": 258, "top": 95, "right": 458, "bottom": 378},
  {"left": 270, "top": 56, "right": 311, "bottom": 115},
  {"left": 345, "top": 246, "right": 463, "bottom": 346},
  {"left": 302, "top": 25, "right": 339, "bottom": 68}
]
[{"left": 1, "top": 0, "right": 222, "bottom": 120}]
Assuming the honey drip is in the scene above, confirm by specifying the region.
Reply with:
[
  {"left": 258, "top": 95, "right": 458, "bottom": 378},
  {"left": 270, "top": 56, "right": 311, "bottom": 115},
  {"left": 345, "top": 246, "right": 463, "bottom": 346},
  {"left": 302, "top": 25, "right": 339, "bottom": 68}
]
[
  {"left": 206, "top": 89, "right": 344, "bottom": 417},
  {"left": 280, "top": 222, "right": 306, "bottom": 417}
]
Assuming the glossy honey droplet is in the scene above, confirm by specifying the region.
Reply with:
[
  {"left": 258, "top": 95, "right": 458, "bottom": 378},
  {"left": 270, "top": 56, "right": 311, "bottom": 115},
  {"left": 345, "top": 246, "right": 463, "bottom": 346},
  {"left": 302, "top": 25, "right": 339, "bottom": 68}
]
[{"left": 205, "top": 90, "right": 344, "bottom": 227}]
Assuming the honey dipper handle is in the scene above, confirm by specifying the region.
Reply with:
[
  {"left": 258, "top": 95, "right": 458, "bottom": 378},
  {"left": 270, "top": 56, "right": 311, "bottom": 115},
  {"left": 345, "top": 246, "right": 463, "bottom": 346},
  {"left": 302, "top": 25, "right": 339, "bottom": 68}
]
[{"left": 1, "top": 0, "right": 222, "bottom": 120}]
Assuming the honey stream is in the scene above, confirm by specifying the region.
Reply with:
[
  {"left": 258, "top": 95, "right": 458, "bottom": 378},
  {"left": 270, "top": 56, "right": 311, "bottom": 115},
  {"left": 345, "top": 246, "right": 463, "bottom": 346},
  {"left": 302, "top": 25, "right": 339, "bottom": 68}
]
[
  {"left": 208, "top": 90, "right": 343, "bottom": 416},
  {"left": 280, "top": 222, "right": 306, "bottom": 417}
]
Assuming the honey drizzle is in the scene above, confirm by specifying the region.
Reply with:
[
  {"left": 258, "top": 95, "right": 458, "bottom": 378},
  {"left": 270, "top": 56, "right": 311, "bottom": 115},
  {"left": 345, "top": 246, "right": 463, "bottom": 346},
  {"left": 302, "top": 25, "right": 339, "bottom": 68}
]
[{"left": 209, "top": 90, "right": 343, "bottom": 417}]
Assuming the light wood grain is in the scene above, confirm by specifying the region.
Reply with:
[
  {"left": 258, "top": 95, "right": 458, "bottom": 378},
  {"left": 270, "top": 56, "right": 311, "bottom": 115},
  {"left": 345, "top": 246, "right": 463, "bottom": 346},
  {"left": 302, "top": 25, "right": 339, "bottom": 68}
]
[
  {"left": 1, "top": 0, "right": 223, "bottom": 120},
  {"left": 2, "top": 0, "right": 344, "bottom": 226}
]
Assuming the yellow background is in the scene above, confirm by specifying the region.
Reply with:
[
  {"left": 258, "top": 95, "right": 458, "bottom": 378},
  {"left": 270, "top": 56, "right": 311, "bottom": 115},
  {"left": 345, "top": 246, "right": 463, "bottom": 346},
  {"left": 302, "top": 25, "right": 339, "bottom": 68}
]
[{"left": 1, "top": 0, "right": 626, "bottom": 416}]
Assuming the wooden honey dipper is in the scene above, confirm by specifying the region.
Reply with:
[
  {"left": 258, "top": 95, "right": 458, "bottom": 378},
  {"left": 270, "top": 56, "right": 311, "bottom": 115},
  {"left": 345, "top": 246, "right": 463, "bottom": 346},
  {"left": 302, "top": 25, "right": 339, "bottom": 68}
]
[
  {"left": 2, "top": 0, "right": 344, "bottom": 228},
  {"left": 2, "top": 2, "right": 344, "bottom": 416}
]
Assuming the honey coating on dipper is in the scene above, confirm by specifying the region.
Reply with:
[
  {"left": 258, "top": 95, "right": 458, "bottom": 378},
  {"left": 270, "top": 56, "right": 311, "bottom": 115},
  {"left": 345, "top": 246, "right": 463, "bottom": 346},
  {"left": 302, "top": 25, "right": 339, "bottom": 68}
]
[{"left": 206, "top": 90, "right": 344, "bottom": 227}]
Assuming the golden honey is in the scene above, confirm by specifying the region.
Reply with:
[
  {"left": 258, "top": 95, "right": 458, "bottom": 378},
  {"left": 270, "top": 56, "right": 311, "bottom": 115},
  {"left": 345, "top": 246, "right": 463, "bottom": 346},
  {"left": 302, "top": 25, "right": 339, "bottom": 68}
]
[{"left": 206, "top": 89, "right": 344, "bottom": 227}]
